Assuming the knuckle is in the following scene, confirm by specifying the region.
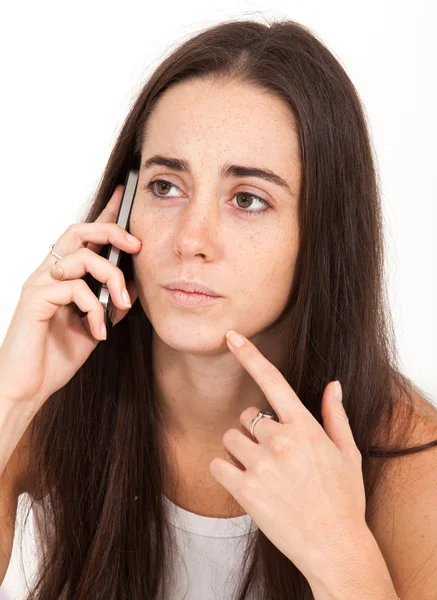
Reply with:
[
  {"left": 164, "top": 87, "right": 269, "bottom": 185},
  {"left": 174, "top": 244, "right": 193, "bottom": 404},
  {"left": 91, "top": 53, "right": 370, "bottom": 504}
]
[
  {"left": 349, "top": 445, "right": 362, "bottom": 463},
  {"left": 95, "top": 300, "right": 105, "bottom": 316},
  {"left": 271, "top": 434, "right": 293, "bottom": 456},
  {"left": 21, "top": 278, "right": 32, "bottom": 293},
  {"left": 106, "top": 263, "right": 126, "bottom": 289},
  {"left": 240, "top": 406, "right": 256, "bottom": 423},
  {"left": 65, "top": 223, "right": 82, "bottom": 245},
  {"left": 103, "top": 222, "right": 123, "bottom": 243},
  {"left": 112, "top": 222, "right": 125, "bottom": 235},
  {"left": 74, "top": 278, "right": 89, "bottom": 293},
  {"left": 334, "top": 410, "right": 349, "bottom": 425},
  {"left": 116, "top": 266, "right": 126, "bottom": 286},
  {"left": 107, "top": 203, "right": 118, "bottom": 218},
  {"left": 308, "top": 426, "right": 325, "bottom": 446},
  {"left": 337, "top": 411, "right": 349, "bottom": 423},
  {"left": 77, "top": 246, "right": 90, "bottom": 259},
  {"left": 223, "top": 428, "right": 239, "bottom": 445},
  {"left": 254, "top": 455, "right": 272, "bottom": 477},
  {"left": 66, "top": 223, "right": 80, "bottom": 237},
  {"left": 241, "top": 475, "right": 260, "bottom": 500},
  {"left": 20, "top": 283, "right": 34, "bottom": 301}
]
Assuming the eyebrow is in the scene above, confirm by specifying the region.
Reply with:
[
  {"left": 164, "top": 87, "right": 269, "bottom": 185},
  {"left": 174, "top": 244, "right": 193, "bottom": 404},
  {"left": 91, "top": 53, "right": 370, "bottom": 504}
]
[{"left": 141, "top": 154, "right": 294, "bottom": 195}]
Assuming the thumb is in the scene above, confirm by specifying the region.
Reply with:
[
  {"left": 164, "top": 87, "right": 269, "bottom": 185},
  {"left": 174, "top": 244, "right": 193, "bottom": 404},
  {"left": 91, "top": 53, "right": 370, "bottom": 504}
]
[{"left": 321, "top": 381, "right": 357, "bottom": 454}]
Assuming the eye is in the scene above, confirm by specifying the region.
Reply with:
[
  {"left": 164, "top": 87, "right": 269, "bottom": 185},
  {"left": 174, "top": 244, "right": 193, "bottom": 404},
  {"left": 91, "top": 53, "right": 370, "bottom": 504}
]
[{"left": 144, "top": 179, "right": 272, "bottom": 216}]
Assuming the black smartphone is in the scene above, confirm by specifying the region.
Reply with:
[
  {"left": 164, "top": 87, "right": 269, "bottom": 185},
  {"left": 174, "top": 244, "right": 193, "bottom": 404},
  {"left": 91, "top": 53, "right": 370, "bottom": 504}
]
[{"left": 74, "top": 169, "right": 139, "bottom": 335}]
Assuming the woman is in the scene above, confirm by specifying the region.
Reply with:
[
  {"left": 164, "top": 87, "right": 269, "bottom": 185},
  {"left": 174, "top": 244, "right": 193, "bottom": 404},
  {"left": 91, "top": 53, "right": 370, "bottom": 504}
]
[{"left": 1, "top": 17, "right": 436, "bottom": 600}]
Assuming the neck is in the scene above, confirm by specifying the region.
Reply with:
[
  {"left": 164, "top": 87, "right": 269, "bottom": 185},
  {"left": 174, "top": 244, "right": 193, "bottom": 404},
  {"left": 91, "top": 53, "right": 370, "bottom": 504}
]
[
  {"left": 152, "top": 324, "right": 285, "bottom": 446},
  {"left": 152, "top": 322, "right": 287, "bottom": 518}
]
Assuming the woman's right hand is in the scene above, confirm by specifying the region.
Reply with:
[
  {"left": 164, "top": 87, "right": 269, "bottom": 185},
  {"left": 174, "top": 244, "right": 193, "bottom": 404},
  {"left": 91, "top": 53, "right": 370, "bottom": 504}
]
[{"left": 0, "top": 184, "right": 142, "bottom": 414}]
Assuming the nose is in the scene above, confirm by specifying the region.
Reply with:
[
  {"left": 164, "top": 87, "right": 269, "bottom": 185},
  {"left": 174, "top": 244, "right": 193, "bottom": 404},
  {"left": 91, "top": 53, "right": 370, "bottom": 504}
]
[{"left": 172, "top": 196, "right": 221, "bottom": 260}]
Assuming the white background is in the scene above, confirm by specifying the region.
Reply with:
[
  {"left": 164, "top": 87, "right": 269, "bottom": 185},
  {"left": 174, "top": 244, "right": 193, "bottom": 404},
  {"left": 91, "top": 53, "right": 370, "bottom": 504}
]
[{"left": 0, "top": 1, "right": 436, "bottom": 595}]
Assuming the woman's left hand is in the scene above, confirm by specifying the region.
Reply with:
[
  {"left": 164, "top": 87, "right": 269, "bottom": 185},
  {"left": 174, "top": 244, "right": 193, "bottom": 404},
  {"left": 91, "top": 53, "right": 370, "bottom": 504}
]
[{"left": 209, "top": 330, "right": 368, "bottom": 582}]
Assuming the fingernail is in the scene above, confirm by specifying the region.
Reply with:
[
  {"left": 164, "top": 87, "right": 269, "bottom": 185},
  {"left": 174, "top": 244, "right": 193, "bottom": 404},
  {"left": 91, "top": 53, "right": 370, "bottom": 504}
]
[
  {"left": 226, "top": 330, "right": 244, "bottom": 348},
  {"left": 100, "top": 322, "right": 107, "bottom": 340},
  {"left": 333, "top": 380, "right": 342, "bottom": 402},
  {"left": 126, "top": 233, "right": 141, "bottom": 244},
  {"left": 122, "top": 288, "right": 132, "bottom": 308}
]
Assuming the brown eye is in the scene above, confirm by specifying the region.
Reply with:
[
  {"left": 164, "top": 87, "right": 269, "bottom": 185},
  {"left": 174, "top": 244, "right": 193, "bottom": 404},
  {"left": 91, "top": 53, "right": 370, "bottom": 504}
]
[
  {"left": 235, "top": 192, "right": 256, "bottom": 209},
  {"left": 232, "top": 191, "right": 271, "bottom": 216},
  {"left": 145, "top": 179, "right": 272, "bottom": 217},
  {"left": 144, "top": 179, "right": 180, "bottom": 197},
  {"left": 154, "top": 180, "right": 175, "bottom": 195}
]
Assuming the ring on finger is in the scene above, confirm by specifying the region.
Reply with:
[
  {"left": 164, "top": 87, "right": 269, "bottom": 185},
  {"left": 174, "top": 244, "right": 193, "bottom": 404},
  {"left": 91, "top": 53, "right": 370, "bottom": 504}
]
[
  {"left": 50, "top": 261, "right": 65, "bottom": 281},
  {"left": 249, "top": 409, "right": 278, "bottom": 439},
  {"left": 49, "top": 243, "right": 65, "bottom": 281}
]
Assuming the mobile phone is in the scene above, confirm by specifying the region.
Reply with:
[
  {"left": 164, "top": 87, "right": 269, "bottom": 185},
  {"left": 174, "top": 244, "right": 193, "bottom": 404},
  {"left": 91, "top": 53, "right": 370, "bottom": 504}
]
[{"left": 74, "top": 169, "right": 139, "bottom": 335}]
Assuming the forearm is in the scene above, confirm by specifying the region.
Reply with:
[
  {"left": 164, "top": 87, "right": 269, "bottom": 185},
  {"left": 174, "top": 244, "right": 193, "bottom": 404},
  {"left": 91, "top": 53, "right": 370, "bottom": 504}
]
[
  {"left": 306, "top": 527, "right": 399, "bottom": 600},
  {"left": 0, "top": 396, "right": 35, "bottom": 480}
]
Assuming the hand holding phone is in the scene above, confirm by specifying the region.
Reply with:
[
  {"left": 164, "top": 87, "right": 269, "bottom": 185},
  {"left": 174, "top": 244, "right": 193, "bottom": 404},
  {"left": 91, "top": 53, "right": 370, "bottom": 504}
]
[
  {"left": 0, "top": 171, "right": 140, "bottom": 412},
  {"left": 96, "top": 170, "right": 139, "bottom": 330},
  {"left": 75, "top": 169, "right": 139, "bottom": 334}
]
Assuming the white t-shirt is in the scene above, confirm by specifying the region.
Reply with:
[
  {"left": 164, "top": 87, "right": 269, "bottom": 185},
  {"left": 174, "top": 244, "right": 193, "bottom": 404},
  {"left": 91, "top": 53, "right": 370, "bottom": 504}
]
[
  {"left": 161, "top": 494, "right": 258, "bottom": 599},
  {"left": 1, "top": 495, "right": 41, "bottom": 600},
  {"left": 0, "top": 494, "right": 258, "bottom": 600}
]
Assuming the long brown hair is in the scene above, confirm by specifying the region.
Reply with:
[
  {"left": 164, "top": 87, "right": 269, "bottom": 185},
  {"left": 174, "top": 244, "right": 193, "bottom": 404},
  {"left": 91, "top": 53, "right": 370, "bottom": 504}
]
[{"left": 22, "top": 16, "right": 437, "bottom": 599}]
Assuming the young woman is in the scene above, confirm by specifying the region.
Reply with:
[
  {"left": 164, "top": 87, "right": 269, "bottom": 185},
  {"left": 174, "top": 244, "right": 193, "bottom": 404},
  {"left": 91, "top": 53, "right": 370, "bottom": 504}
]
[{"left": 0, "top": 17, "right": 436, "bottom": 600}]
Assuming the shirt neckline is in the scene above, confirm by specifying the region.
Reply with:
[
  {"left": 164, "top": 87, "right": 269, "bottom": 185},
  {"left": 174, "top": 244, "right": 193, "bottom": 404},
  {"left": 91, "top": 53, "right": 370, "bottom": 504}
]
[{"left": 161, "top": 493, "right": 256, "bottom": 538}]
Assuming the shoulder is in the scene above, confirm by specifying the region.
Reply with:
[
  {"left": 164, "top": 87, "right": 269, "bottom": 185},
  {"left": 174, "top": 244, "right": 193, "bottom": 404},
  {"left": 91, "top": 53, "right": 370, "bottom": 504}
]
[{"left": 368, "top": 391, "right": 437, "bottom": 600}]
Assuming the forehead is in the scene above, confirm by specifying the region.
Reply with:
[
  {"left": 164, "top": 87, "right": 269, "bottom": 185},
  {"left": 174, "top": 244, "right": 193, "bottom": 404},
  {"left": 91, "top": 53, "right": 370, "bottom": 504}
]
[{"left": 142, "top": 78, "right": 300, "bottom": 164}]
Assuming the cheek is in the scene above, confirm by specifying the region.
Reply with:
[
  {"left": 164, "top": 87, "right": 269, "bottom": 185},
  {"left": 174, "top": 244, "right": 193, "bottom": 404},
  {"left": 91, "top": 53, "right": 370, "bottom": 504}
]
[
  {"left": 129, "top": 203, "right": 155, "bottom": 239},
  {"left": 234, "top": 236, "right": 296, "bottom": 309},
  {"left": 240, "top": 228, "right": 296, "bottom": 282},
  {"left": 129, "top": 207, "right": 166, "bottom": 262}
]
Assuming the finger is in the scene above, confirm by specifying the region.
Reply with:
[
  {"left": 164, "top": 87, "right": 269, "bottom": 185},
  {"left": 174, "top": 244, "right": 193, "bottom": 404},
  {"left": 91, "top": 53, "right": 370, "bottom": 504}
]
[
  {"left": 46, "top": 247, "right": 133, "bottom": 313},
  {"left": 34, "top": 222, "right": 141, "bottom": 287},
  {"left": 321, "top": 381, "right": 359, "bottom": 456},
  {"left": 222, "top": 427, "right": 263, "bottom": 469},
  {"left": 42, "top": 184, "right": 127, "bottom": 268},
  {"left": 111, "top": 278, "right": 139, "bottom": 326},
  {"left": 87, "top": 184, "right": 125, "bottom": 254},
  {"left": 51, "top": 185, "right": 136, "bottom": 259},
  {"left": 30, "top": 279, "right": 106, "bottom": 342},
  {"left": 239, "top": 405, "right": 282, "bottom": 443},
  {"left": 209, "top": 456, "right": 244, "bottom": 496},
  {"left": 225, "top": 330, "right": 307, "bottom": 425}
]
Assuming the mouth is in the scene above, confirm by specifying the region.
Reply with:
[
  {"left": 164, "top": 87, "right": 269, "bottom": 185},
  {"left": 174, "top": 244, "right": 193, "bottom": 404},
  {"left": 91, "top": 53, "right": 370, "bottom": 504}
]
[
  {"left": 164, "top": 280, "right": 222, "bottom": 297},
  {"left": 164, "top": 287, "right": 223, "bottom": 307}
]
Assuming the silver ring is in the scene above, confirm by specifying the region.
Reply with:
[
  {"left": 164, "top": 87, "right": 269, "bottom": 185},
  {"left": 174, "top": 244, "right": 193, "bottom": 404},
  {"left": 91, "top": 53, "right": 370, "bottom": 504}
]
[
  {"left": 249, "top": 409, "right": 278, "bottom": 438},
  {"left": 49, "top": 243, "right": 63, "bottom": 260}
]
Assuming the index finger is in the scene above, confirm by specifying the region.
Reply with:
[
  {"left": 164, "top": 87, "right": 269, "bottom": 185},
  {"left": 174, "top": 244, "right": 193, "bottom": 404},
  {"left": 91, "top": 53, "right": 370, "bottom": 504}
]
[
  {"left": 225, "top": 330, "right": 306, "bottom": 424},
  {"left": 87, "top": 184, "right": 125, "bottom": 254}
]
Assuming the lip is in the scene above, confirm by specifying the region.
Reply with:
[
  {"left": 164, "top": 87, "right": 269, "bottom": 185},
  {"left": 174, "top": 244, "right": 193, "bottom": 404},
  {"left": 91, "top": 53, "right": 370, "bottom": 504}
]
[
  {"left": 164, "top": 287, "right": 222, "bottom": 308},
  {"left": 164, "top": 280, "right": 222, "bottom": 297}
]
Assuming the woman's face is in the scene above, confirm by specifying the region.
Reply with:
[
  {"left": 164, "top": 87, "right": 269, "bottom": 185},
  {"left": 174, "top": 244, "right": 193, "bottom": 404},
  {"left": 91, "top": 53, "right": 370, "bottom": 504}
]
[{"left": 129, "top": 77, "right": 301, "bottom": 353}]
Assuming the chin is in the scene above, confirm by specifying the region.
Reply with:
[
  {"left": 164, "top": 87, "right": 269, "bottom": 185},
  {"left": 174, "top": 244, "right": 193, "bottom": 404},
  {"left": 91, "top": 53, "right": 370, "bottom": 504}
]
[{"left": 151, "top": 320, "right": 232, "bottom": 354}]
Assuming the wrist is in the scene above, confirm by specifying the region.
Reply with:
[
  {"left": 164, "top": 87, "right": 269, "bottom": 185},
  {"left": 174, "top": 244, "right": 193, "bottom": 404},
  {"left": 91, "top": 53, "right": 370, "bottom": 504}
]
[{"left": 306, "top": 525, "right": 398, "bottom": 600}]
